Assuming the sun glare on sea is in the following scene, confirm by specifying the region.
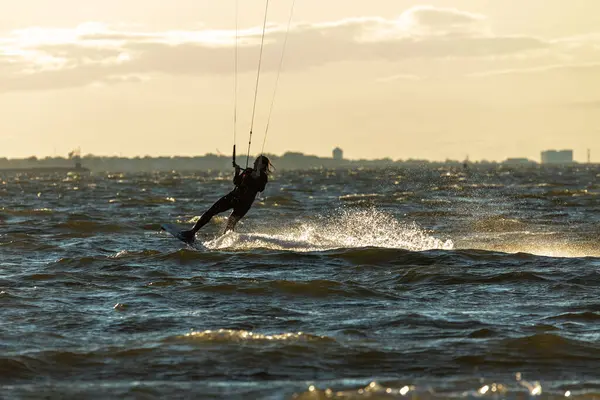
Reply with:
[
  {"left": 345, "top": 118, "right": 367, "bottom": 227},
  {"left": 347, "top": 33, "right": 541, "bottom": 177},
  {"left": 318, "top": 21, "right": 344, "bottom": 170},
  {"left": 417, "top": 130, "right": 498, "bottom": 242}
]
[{"left": 504, "top": 244, "right": 599, "bottom": 258}]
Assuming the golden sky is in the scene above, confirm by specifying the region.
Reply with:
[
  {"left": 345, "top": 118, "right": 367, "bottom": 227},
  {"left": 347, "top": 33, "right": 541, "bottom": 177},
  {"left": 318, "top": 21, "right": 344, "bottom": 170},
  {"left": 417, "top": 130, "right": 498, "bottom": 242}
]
[{"left": 1, "top": 0, "right": 599, "bottom": 162}]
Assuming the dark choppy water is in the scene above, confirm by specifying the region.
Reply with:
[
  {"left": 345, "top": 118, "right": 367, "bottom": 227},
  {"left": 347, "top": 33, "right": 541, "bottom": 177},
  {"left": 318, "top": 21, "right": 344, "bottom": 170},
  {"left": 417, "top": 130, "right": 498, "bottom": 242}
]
[{"left": 2, "top": 166, "right": 600, "bottom": 399}]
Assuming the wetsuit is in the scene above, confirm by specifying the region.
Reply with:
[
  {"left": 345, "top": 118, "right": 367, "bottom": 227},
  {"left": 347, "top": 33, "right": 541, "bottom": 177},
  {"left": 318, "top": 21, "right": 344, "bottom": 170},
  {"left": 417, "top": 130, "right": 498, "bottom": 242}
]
[{"left": 190, "top": 166, "right": 268, "bottom": 234}]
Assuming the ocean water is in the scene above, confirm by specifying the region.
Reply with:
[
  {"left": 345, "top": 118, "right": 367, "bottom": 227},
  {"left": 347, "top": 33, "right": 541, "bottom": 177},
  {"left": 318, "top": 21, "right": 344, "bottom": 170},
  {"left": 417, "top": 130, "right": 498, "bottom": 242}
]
[{"left": 2, "top": 166, "right": 600, "bottom": 399}]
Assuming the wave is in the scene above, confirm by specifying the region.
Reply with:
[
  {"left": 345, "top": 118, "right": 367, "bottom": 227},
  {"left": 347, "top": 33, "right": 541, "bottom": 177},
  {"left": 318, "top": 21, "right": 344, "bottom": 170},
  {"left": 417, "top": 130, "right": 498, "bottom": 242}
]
[
  {"left": 544, "top": 312, "right": 600, "bottom": 322},
  {"left": 470, "top": 241, "right": 600, "bottom": 258},
  {"left": 291, "top": 379, "right": 561, "bottom": 399},
  {"left": 55, "top": 220, "right": 133, "bottom": 233},
  {"left": 202, "top": 209, "right": 454, "bottom": 252},
  {"left": 109, "top": 249, "right": 162, "bottom": 259},
  {"left": 166, "top": 329, "right": 334, "bottom": 344},
  {"left": 492, "top": 333, "right": 600, "bottom": 362},
  {"left": 260, "top": 194, "right": 302, "bottom": 207},
  {"left": 472, "top": 216, "right": 527, "bottom": 233},
  {"left": 184, "top": 279, "right": 399, "bottom": 300},
  {"left": 108, "top": 197, "right": 177, "bottom": 207},
  {"left": 0, "top": 207, "right": 54, "bottom": 217},
  {"left": 395, "top": 270, "right": 551, "bottom": 285}
]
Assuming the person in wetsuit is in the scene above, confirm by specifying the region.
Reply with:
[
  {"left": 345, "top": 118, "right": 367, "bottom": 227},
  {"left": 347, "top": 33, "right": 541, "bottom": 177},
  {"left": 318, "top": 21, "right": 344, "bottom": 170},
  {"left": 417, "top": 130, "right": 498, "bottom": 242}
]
[{"left": 179, "top": 155, "right": 272, "bottom": 244}]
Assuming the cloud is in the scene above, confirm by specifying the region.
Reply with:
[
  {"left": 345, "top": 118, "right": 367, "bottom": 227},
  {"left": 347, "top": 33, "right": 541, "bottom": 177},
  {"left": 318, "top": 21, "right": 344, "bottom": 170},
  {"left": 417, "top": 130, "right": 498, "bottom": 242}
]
[
  {"left": 376, "top": 73, "right": 423, "bottom": 83},
  {"left": 0, "top": 6, "right": 587, "bottom": 93},
  {"left": 399, "top": 5, "right": 486, "bottom": 35},
  {"left": 468, "top": 62, "right": 600, "bottom": 77},
  {"left": 551, "top": 33, "right": 600, "bottom": 45}
]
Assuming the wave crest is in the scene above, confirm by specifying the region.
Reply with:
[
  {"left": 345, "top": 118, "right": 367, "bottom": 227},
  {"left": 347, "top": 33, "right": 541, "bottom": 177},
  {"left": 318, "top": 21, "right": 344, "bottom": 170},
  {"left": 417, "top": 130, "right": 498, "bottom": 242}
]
[{"left": 168, "top": 329, "right": 333, "bottom": 343}]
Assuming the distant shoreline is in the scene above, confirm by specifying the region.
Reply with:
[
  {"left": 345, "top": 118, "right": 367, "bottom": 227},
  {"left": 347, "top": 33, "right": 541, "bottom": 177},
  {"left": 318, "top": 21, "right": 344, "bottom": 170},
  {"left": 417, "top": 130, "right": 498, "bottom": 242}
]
[
  {"left": 0, "top": 152, "right": 587, "bottom": 173},
  {"left": 0, "top": 166, "right": 89, "bottom": 173}
]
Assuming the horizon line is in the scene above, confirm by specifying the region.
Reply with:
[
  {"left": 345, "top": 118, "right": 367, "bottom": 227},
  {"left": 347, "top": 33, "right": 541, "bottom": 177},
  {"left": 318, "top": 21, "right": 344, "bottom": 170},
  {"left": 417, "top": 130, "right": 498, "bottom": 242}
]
[{"left": 0, "top": 151, "right": 584, "bottom": 164}]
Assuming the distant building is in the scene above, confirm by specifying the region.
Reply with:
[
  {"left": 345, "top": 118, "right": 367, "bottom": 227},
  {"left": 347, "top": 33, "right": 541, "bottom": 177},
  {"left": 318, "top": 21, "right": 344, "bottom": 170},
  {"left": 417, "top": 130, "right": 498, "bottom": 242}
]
[
  {"left": 504, "top": 158, "right": 537, "bottom": 166},
  {"left": 541, "top": 150, "right": 573, "bottom": 164},
  {"left": 68, "top": 147, "right": 84, "bottom": 169},
  {"left": 332, "top": 147, "right": 343, "bottom": 161}
]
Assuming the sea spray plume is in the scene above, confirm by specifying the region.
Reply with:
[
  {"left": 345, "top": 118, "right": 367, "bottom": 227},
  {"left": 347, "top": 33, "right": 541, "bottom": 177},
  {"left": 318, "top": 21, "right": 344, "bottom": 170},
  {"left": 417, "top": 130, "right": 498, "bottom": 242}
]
[{"left": 204, "top": 208, "right": 454, "bottom": 252}]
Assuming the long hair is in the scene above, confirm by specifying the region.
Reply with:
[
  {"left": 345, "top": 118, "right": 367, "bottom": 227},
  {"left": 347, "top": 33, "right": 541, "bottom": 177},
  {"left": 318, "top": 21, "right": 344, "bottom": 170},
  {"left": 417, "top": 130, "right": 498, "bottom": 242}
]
[{"left": 255, "top": 155, "right": 274, "bottom": 175}]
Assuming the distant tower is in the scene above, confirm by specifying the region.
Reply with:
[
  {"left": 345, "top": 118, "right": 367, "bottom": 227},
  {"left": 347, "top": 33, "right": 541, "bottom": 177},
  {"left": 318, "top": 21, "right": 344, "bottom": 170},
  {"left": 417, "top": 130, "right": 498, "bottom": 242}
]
[
  {"left": 332, "top": 147, "right": 343, "bottom": 161},
  {"left": 588, "top": 149, "right": 591, "bottom": 164}
]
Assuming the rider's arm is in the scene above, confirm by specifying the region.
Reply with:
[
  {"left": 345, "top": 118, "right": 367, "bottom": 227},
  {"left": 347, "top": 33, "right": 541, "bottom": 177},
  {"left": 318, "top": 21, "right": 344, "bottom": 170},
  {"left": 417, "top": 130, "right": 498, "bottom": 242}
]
[{"left": 232, "top": 164, "right": 242, "bottom": 185}]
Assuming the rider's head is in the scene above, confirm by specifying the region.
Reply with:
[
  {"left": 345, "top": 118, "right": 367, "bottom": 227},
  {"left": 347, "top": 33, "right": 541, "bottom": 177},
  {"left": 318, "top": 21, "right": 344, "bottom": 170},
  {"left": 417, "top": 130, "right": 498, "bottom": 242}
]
[{"left": 254, "top": 155, "right": 273, "bottom": 174}]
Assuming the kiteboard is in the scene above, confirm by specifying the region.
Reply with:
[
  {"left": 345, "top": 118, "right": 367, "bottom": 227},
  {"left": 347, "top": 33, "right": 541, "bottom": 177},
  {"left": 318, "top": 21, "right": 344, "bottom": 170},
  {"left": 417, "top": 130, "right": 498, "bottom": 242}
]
[{"left": 161, "top": 223, "right": 196, "bottom": 246}]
